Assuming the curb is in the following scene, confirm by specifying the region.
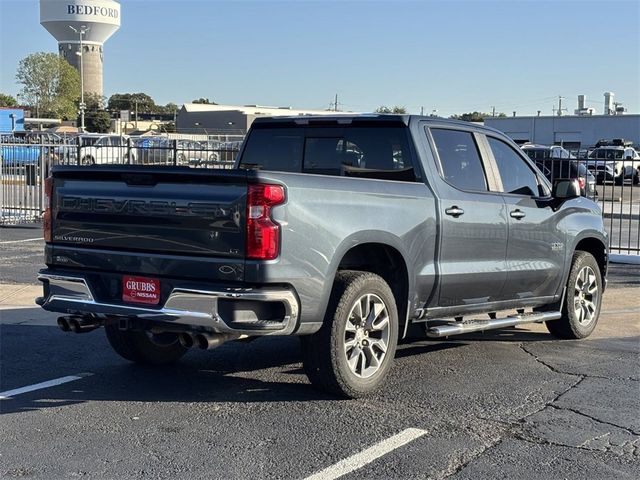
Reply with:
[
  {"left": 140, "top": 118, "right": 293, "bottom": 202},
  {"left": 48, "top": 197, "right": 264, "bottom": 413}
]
[{"left": 609, "top": 254, "right": 640, "bottom": 265}]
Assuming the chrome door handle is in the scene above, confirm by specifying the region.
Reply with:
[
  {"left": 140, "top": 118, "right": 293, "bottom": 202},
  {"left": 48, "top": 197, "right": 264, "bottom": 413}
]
[
  {"left": 510, "top": 209, "right": 526, "bottom": 220},
  {"left": 445, "top": 206, "right": 465, "bottom": 217}
]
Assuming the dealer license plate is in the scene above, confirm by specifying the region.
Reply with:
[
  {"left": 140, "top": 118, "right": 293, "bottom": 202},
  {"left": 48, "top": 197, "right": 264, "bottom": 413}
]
[{"left": 122, "top": 276, "right": 161, "bottom": 305}]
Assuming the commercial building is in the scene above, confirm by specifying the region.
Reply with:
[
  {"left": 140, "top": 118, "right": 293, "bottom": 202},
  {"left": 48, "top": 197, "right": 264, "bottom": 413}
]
[
  {"left": 176, "top": 103, "right": 354, "bottom": 134},
  {"left": 485, "top": 93, "right": 639, "bottom": 149},
  {"left": 484, "top": 114, "right": 640, "bottom": 150}
]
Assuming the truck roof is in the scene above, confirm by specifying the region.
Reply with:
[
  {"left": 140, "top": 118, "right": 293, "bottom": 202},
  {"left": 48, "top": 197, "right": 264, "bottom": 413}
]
[{"left": 251, "top": 114, "right": 506, "bottom": 136}]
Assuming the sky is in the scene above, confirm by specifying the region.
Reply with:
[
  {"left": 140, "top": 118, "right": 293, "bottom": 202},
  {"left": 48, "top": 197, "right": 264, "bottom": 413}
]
[{"left": 1, "top": 0, "right": 639, "bottom": 116}]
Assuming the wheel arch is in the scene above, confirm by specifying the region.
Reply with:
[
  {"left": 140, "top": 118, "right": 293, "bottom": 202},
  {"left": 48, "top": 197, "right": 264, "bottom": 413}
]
[
  {"left": 331, "top": 239, "right": 412, "bottom": 338},
  {"left": 574, "top": 236, "right": 608, "bottom": 288}
]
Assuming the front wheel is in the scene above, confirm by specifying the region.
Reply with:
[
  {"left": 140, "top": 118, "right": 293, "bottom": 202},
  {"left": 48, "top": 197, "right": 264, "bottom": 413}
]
[
  {"left": 301, "top": 271, "right": 398, "bottom": 398},
  {"left": 105, "top": 323, "right": 188, "bottom": 365},
  {"left": 546, "top": 251, "right": 602, "bottom": 339}
]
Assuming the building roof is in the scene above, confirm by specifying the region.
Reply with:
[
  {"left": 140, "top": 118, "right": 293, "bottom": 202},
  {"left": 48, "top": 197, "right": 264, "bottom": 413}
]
[{"left": 181, "top": 103, "right": 355, "bottom": 116}]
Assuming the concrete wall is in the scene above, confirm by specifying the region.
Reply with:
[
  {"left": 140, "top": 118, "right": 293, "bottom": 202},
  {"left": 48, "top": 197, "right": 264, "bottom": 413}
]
[
  {"left": 59, "top": 42, "right": 103, "bottom": 97},
  {"left": 484, "top": 115, "right": 640, "bottom": 147}
]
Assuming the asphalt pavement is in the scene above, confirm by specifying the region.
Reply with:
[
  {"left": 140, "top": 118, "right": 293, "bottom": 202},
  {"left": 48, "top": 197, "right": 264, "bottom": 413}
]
[{"left": 0, "top": 232, "right": 638, "bottom": 479}]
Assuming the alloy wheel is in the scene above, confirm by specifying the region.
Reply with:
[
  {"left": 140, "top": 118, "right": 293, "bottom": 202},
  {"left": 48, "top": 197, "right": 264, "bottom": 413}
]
[
  {"left": 343, "top": 293, "right": 390, "bottom": 379},
  {"left": 573, "top": 265, "right": 599, "bottom": 325}
]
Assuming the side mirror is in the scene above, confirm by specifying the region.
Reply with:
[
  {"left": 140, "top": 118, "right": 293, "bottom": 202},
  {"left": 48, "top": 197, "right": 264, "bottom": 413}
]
[{"left": 552, "top": 179, "right": 580, "bottom": 199}]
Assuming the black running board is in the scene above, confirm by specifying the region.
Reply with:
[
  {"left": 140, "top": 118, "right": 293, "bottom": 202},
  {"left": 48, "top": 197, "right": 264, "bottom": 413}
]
[{"left": 425, "top": 311, "right": 562, "bottom": 338}]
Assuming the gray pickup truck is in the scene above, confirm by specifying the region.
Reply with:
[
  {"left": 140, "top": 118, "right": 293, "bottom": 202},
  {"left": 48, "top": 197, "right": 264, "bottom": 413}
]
[{"left": 38, "top": 115, "right": 608, "bottom": 398}]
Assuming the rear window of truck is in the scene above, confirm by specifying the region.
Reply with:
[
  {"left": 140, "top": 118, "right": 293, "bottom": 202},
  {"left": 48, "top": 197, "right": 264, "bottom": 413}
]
[{"left": 239, "top": 127, "right": 418, "bottom": 182}]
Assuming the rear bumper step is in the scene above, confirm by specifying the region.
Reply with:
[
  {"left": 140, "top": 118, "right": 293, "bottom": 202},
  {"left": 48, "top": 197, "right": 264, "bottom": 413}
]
[
  {"left": 38, "top": 272, "right": 300, "bottom": 336},
  {"left": 425, "top": 311, "right": 562, "bottom": 338}
]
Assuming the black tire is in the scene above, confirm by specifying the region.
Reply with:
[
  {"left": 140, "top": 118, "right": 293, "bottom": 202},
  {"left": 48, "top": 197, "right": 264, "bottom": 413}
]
[
  {"left": 105, "top": 323, "right": 188, "bottom": 365},
  {"left": 81, "top": 156, "right": 95, "bottom": 166},
  {"left": 301, "top": 271, "right": 399, "bottom": 398},
  {"left": 633, "top": 169, "right": 640, "bottom": 185},
  {"left": 546, "top": 251, "right": 602, "bottom": 339}
]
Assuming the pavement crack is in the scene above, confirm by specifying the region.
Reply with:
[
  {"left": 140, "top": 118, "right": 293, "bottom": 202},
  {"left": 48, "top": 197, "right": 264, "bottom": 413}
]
[
  {"left": 438, "top": 437, "right": 505, "bottom": 479},
  {"left": 548, "top": 404, "right": 640, "bottom": 437},
  {"left": 519, "top": 342, "right": 582, "bottom": 378}
]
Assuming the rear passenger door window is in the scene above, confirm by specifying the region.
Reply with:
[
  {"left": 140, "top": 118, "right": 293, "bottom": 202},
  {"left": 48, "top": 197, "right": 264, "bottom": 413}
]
[
  {"left": 487, "top": 137, "right": 540, "bottom": 196},
  {"left": 430, "top": 128, "right": 488, "bottom": 191}
]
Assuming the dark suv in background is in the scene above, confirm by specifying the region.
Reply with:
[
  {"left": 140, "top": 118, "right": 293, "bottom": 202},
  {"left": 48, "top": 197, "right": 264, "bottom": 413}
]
[{"left": 521, "top": 144, "right": 597, "bottom": 198}]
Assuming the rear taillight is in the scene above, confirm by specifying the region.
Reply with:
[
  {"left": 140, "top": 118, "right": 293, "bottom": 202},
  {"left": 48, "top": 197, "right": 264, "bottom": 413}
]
[
  {"left": 43, "top": 176, "right": 53, "bottom": 243},
  {"left": 578, "top": 177, "right": 586, "bottom": 190},
  {"left": 246, "top": 184, "right": 285, "bottom": 260}
]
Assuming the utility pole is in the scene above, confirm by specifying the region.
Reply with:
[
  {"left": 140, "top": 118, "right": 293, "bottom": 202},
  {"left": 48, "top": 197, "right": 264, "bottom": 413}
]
[
  {"left": 491, "top": 106, "right": 496, "bottom": 117},
  {"left": 134, "top": 99, "right": 138, "bottom": 129},
  {"left": 69, "top": 25, "right": 89, "bottom": 133},
  {"left": 334, "top": 93, "right": 338, "bottom": 112},
  {"left": 420, "top": 106, "right": 424, "bottom": 116},
  {"left": 557, "top": 95, "right": 566, "bottom": 116}
]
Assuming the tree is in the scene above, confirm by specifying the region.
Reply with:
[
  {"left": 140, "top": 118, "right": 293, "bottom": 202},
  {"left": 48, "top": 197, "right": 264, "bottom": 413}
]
[
  {"left": 107, "top": 93, "right": 156, "bottom": 113},
  {"left": 15, "top": 52, "right": 80, "bottom": 119},
  {"left": 0, "top": 93, "right": 18, "bottom": 107},
  {"left": 156, "top": 102, "right": 179, "bottom": 115},
  {"left": 81, "top": 93, "right": 111, "bottom": 133},
  {"left": 450, "top": 111, "right": 506, "bottom": 122},
  {"left": 192, "top": 98, "right": 215, "bottom": 104},
  {"left": 375, "top": 105, "right": 407, "bottom": 114},
  {"left": 84, "top": 110, "right": 112, "bottom": 133}
]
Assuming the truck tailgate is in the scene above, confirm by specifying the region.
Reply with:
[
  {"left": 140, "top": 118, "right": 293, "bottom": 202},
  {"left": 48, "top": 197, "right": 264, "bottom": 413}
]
[{"left": 50, "top": 166, "right": 248, "bottom": 279}]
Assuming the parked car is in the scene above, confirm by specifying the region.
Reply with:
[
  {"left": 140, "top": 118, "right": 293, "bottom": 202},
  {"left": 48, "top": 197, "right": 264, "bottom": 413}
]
[
  {"left": 38, "top": 115, "right": 608, "bottom": 398},
  {"left": 132, "top": 136, "right": 174, "bottom": 165},
  {"left": 176, "top": 140, "right": 219, "bottom": 166},
  {"left": 521, "top": 144, "right": 597, "bottom": 198},
  {"left": 586, "top": 143, "right": 640, "bottom": 184},
  {"left": 77, "top": 134, "right": 135, "bottom": 165}
]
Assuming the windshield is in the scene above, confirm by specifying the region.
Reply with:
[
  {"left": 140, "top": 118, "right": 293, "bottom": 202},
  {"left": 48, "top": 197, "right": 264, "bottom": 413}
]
[{"left": 589, "top": 148, "right": 623, "bottom": 159}]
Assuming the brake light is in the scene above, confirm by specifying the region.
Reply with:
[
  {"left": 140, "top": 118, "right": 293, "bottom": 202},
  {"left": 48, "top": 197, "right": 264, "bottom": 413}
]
[
  {"left": 43, "top": 176, "right": 53, "bottom": 242},
  {"left": 246, "top": 184, "right": 285, "bottom": 260},
  {"left": 578, "top": 177, "right": 586, "bottom": 190}
]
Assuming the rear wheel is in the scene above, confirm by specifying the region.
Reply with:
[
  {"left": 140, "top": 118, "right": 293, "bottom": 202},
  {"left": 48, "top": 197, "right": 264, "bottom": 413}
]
[
  {"left": 546, "top": 251, "right": 602, "bottom": 339},
  {"left": 105, "top": 323, "right": 188, "bottom": 365},
  {"left": 301, "top": 271, "right": 398, "bottom": 398}
]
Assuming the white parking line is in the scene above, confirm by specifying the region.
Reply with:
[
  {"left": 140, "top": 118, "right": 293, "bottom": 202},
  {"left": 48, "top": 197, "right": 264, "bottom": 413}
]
[
  {"left": 304, "top": 427, "right": 428, "bottom": 480},
  {"left": 0, "top": 237, "right": 44, "bottom": 245},
  {"left": 0, "top": 373, "right": 93, "bottom": 400}
]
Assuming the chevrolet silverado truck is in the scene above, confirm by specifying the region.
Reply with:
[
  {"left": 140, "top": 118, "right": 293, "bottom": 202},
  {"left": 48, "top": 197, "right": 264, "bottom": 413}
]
[{"left": 37, "top": 115, "right": 608, "bottom": 398}]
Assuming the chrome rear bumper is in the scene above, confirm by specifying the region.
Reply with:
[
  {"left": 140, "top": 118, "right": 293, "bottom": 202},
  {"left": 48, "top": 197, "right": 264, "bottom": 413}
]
[{"left": 37, "top": 273, "right": 300, "bottom": 336}]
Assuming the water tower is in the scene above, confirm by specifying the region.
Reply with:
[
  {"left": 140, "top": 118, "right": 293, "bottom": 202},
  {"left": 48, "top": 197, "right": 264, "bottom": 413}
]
[{"left": 40, "top": 0, "right": 121, "bottom": 98}]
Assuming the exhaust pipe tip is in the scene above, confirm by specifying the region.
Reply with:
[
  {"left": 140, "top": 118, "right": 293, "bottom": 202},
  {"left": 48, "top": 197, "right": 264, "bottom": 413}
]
[
  {"left": 69, "top": 318, "right": 81, "bottom": 333},
  {"left": 57, "top": 317, "right": 70, "bottom": 332},
  {"left": 178, "top": 332, "right": 195, "bottom": 349},
  {"left": 195, "top": 334, "right": 210, "bottom": 350}
]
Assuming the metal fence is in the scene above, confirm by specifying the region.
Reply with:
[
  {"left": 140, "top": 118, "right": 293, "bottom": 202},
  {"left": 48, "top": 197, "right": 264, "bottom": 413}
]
[
  {"left": 1, "top": 133, "right": 243, "bottom": 225},
  {"left": 1, "top": 135, "right": 639, "bottom": 256}
]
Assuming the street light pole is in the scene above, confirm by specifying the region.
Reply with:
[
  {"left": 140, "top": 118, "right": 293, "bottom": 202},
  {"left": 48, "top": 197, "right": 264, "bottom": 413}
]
[{"left": 69, "top": 25, "right": 89, "bottom": 132}]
